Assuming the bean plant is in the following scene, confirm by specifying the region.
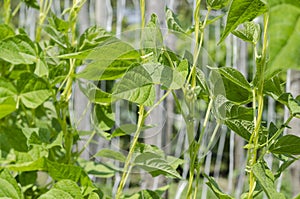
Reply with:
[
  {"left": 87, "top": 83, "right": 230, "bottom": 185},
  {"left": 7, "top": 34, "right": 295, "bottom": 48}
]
[{"left": 0, "top": 0, "right": 300, "bottom": 199}]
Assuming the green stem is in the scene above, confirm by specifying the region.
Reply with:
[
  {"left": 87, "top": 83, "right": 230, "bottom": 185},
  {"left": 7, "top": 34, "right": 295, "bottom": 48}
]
[
  {"left": 144, "top": 90, "right": 172, "bottom": 118},
  {"left": 78, "top": 130, "right": 96, "bottom": 157},
  {"left": 140, "top": 0, "right": 145, "bottom": 29},
  {"left": 4, "top": 0, "right": 11, "bottom": 24},
  {"left": 36, "top": 0, "right": 52, "bottom": 42},
  {"left": 116, "top": 105, "right": 145, "bottom": 199},
  {"left": 247, "top": 13, "right": 269, "bottom": 199}
]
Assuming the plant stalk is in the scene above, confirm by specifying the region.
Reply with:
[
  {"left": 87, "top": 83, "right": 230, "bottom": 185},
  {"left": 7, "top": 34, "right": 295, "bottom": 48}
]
[
  {"left": 247, "top": 13, "right": 269, "bottom": 199},
  {"left": 116, "top": 105, "right": 145, "bottom": 199}
]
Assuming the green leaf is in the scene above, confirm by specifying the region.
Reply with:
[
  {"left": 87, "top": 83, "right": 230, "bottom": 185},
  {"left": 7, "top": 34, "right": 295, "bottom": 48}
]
[
  {"left": 34, "top": 58, "right": 48, "bottom": 77},
  {"left": 204, "top": 173, "right": 234, "bottom": 199},
  {"left": 0, "top": 127, "right": 28, "bottom": 155},
  {"left": 92, "top": 104, "right": 115, "bottom": 131},
  {"left": 288, "top": 95, "right": 300, "bottom": 116},
  {"left": 207, "top": 0, "right": 230, "bottom": 10},
  {"left": 21, "top": 0, "right": 39, "bottom": 9},
  {"left": 270, "top": 135, "right": 300, "bottom": 155},
  {"left": 48, "top": 13, "right": 69, "bottom": 33},
  {"left": 38, "top": 189, "right": 74, "bottom": 199},
  {"left": 219, "top": 0, "right": 267, "bottom": 43},
  {"left": 263, "top": 73, "right": 284, "bottom": 100},
  {"left": 78, "top": 26, "right": 111, "bottom": 51},
  {"left": 0, "top": 34, "right": 37, "bottom": 65},
  {"left": 0, "top": 78, "right": 17, "bottom": 119},
  {"left": 94, "top": 149, "right": 126, "bottom": 162},
  {"left": 232, "top": 22, "right": 261, "bottom": 44},
  {"left": 0, "top": 24, "right": 15, "bottom": 41},
  {"left": 142, "top": 14, "right": 163, "bottom": 55},
  {"left": 53, "top": 180, "right": 84, "bottom": 199},
  {"left": 214, "top": 67, "right": 251, "bottom": 91},
  {"left": 112, "top": 64, "right": 155, "bottom": 106},
  {"left": 252, "top": 163, "right": 286, "bottom": 199},
  {"left": 0, "top": 169, "right": 23, "bottom": 199},
  {"left": 78, "top": 159, "right": 116, "bottom": 178},
  {"left": 110, "top": 124, "right": 154, "bottom": 138},
  {"left": 77, "top": 39, "right": 140, "bottom": 80},
  {"left": 268, "top": 0, "right": 300, "bottom": 74},
  {"left": 113, "top": 63, "right": 185, "bottom": 105},
  {"left": 125, "top": 190, "right": 162, "bottom": 199},
  {"left": 77, "top": 80, "right": 112, "bottom": 105},
  {"left": 17, "top": 73, "right": 51, "bottom": 109},
  {"left": 134, "top": 152, "right": 181, "bottom": 179},
  {"left": 166, "top": 8, "right": 185, "bottom": 33}
]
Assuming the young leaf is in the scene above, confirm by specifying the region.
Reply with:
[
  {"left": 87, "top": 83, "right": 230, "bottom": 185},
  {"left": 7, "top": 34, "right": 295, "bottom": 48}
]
[
  {"left": 0, "top": 169, "right": 23, "bottom": 199},
  {"left": 288, "top": 95, "right": 300, "bottom": 116},
  {"left": 267, "top": 0, "right": 300, "bottom": 74},
  {"left": 219, "top": 0, "right": 267, "bottom": 43},
  {"left": 207, "top": 0, "right": 230, "bottom": 10},
  {"left": 134, "top": 152, "right": 181, "bottom": 179},
  {"left": 166, "top": 8, "right": 185, "bottom": 33},
  {"left": 232, "top": 22, "right": 261, "bottom": 44},
  {"left": 203, "top": 173, "right": 234, "bottom": 199},
  {"left": 142, "top": 14, "right": 163, "bottom": 55},
  {"left": 78, "top": 26, "right": 111, "bottom": 51},
  {"left": 252, "top": 162, "right": 286, "bottom": 199},
  {"left": 0, "top": 34, "right": 37, "bottom": 65},
  {"left": 270, "top": 135, "right": 300, "bottom": 155},
  {"left": 94, "top": 149, "right": 126, "bottom": 162}
]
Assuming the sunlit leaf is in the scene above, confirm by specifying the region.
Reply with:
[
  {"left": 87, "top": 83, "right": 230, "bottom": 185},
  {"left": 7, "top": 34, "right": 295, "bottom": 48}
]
[
  {"left": 207, "top": 0, "right": 230, "bottom": 10},
  {"left": 268, "top": 0, "right": 300, "bottom": 74},
  {"left": 94, "top": 149, "right": 126, "bottom": 162},
  {"left": 17, "top": 73, "right": 51, "bottom": 109},
  {"left": 219, "top": 0, "right": 267, "bottom": 43},
  {"left": 77, "top": 39, "right": 140, "bottom": 80},
  {"left": 0, "top": 35, "right": 37, "bottom": 65},
  {"left": 232, "top": 22, "right": 261, "bottom": 44},
  {"left": 0, "top": 169, "right": 23, "bottom": 199},
  {"left": 134, "top": 152, "right": 181, "bottom": 179}
]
